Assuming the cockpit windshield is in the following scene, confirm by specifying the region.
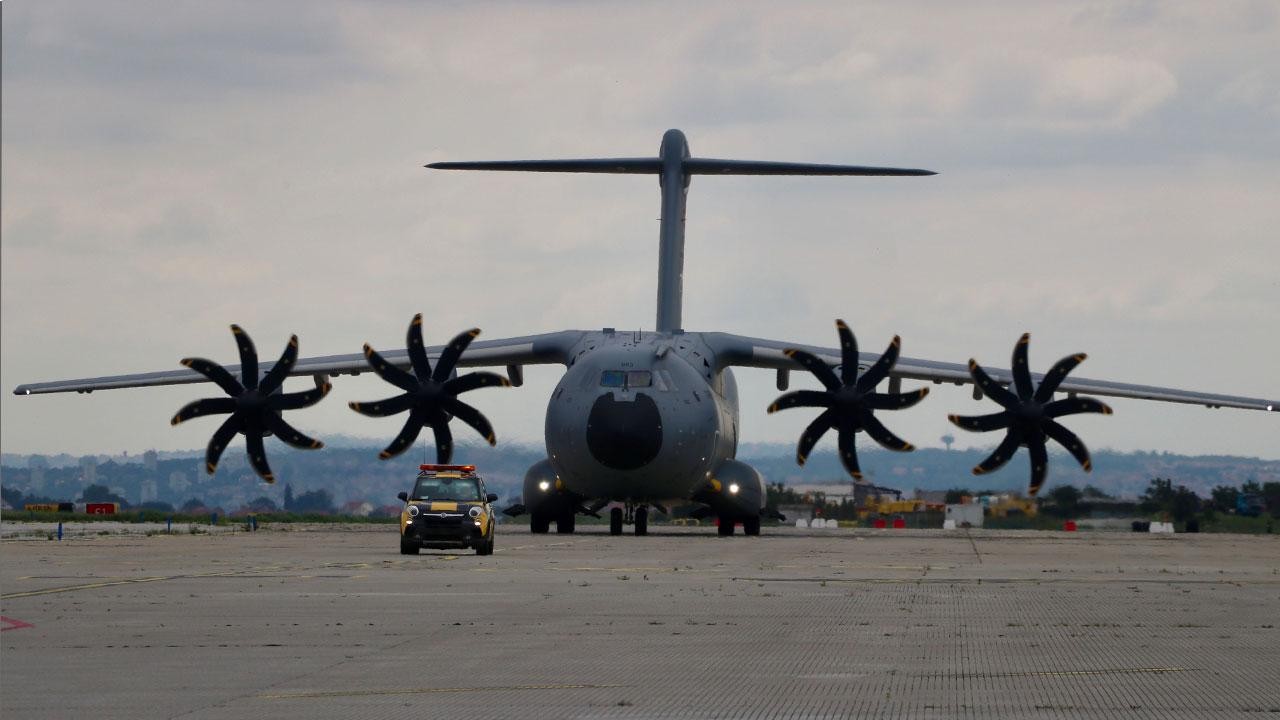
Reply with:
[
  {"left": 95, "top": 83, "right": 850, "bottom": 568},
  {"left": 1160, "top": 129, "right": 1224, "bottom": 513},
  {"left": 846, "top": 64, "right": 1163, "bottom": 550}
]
[
  {"left": 600, "top": 370, "right": 652, "bottom": 388},
  {"left": 412, "top": 477, "right": 483, "bottom": 502}
]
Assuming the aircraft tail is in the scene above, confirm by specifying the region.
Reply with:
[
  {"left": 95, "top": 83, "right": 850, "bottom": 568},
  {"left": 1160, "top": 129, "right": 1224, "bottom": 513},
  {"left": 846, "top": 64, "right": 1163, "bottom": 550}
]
[{"left": 428, "top": 130, "right": 935, "bottom": 333}]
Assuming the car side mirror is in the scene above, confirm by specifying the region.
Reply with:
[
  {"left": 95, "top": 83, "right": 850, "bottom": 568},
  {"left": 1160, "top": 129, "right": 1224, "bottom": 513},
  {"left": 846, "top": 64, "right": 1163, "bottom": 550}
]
[
  {"left": 486, "top": 493, "right": 499, "bottom": 503},
  {"left": 397, "top": 491, "right": 408, "bottom": 502}
]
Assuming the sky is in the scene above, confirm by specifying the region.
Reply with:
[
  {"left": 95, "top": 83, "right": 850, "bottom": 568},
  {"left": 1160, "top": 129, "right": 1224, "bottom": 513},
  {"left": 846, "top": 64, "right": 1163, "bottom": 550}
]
[{"left": 2, "top": 1, "right": 1278, "bottom": 462}]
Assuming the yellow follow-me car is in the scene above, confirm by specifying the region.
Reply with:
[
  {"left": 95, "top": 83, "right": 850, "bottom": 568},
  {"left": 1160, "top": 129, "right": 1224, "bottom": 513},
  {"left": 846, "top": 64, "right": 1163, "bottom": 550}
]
[{"left": 398, "top": 464, "right": 498, "bottom": 556}]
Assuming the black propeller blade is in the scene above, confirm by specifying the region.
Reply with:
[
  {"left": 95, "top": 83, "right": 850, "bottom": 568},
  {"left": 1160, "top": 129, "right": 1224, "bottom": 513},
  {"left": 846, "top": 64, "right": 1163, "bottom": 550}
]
[
  {"left": 948, "top": 333, "right": 1112, "bottom": 496},
  {"left": 768, "top": 320, "right": 929, "bottom": 479},
  {"left": 350, "top": 314, "right": 510, "bottom": 461},
  {"left": 171, "top": 325, "right": 330, "bottom": 483}
]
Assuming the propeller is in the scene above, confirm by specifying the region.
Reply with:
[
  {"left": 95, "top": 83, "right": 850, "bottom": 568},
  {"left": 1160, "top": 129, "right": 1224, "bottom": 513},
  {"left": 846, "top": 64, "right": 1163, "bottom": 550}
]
[
  {"left": 171, "top": 325, "right": 330, "bottom": 483},
  {"left": 350, "top": 314, "right": 510, "bottom": 461},
  {"left": 948, "top": 333, "right": 1112, "bottom": 496},
  {"left": 768, "top": 320, "right": 929, "bottom": 479}
]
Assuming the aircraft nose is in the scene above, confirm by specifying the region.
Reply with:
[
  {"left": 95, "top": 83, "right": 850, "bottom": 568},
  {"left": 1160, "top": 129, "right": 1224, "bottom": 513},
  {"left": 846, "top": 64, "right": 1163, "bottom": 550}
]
[{"left": 586, "top": 392, "right": 663, "bottom": 470}]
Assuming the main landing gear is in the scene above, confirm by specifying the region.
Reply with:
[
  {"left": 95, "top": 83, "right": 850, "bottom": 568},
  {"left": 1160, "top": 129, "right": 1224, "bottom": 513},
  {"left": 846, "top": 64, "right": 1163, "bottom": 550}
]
[
  {"left": 610, "top": 503, "right": 649, "bottom": 536},
  {"left": 717, "top": 515, "right": 761, "bottom": 537}
]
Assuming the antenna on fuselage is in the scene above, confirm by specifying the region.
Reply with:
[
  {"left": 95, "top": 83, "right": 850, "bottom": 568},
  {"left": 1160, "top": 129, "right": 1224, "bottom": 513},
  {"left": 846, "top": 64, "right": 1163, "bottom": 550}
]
[{"left": 427, "top": 129, "right": 935, "bottom": 334}]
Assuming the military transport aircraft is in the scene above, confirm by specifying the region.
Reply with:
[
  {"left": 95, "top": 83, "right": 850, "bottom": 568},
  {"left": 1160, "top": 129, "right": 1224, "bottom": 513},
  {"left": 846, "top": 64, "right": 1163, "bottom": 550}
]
[{"left": 14, "top": 130, "right": 1278, "bottom": 536}]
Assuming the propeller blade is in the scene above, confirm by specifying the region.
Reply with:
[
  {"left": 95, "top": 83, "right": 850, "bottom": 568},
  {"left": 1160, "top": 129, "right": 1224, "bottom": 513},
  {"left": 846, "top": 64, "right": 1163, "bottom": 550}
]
[
  {"left": 270, "top": 380, "right": 331, "bottom": 411},
  {"left": 1034, "top": 353, "right": 1087, "bottom": 403},
  {"left": 171, "top": 397, "right": 237, "bottom": 426},
  {"left": 767, "top": 390, "right": 832, "bottom": 414},
  {"left": 836, "top": 419, "right": 863, "bottom": 479},
  {"left": 1043, "top": 418, "right": 1092, "bottom": 472},
  {"left": 1027, "top": 433, "right": 1049, "bottom": 496},
  {"left": 433, "top": 328, "right": 481, "bottom": 383},
  {"left": 444, "top": 371, "right": 511, "bottom": 395},
  {"left": 244, "top": 429, "right": 276, "bottom": 483},
  {"left": 443, "top": 398, "right": 496, "bottom": 445},
  {"left": 972, "top": 430, "right": 1022, "bottom": 476},
  {"left": 263, "top": 414, "right": 324, "bottom": 450},
  {"left": 796, "top": 409, "right": 835, "bottom": 465},
  {"left": 1044, "top": 396, "right": 1112, "bottom": 418},
  {"left": 431, "top": 420, "right": 454, "bottom": 464},
  {"left": 948, "top": 411, "right": 1011, "bottom": 433},
  {"left": 205, "top": 414, "right": 244, "bottom": 475},
  {"left": 836, "top": 319, "right": 858, "bottom": 386},
  {"left": 783, "top": 348, "right": 841, "bottom": 391},
  {"left": 379, "top": 408, "right": 426, "bottom": 460},
  {"left": 348, "top": 393, "right": 414, "bottom": 418},
  {"left": 968, "top": 360, "right": 1021, "bottom": 411},
  {"left": 181, "top": 357, "right": 244, "bottom": 397},
  {"left": 855, "top": 335, "right": 901, "bottom": 392},
  {"left": 864, "top": 387, "right": 929, "bottom": 411},
  {"left": 258, "top": 335, "right": 299, "bottom": 395},
  {"left": 231, "top": 325, "right": 260, "bottom": 390},
  {"left": 362, "top": 344, "right": 419, "bottom": 393},
  {"left": 406, "top": 313, "right": 433, "bottom": 381},
  {"left": 859, "top": 410, "right": 914, "bottom": 451},
  {"left": 1011, "top": 333, "right": 1034, "bottom": 401}
]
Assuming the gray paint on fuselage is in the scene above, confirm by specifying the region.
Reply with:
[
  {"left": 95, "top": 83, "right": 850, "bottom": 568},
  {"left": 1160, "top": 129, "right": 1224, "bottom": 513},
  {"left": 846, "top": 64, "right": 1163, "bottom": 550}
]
[{"left": 543, "top": 329, "right": 739, "bottom": 503}]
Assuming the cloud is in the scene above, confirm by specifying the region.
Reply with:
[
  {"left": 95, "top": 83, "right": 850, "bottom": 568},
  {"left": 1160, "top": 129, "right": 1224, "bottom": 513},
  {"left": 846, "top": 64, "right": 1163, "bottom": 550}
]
[{"left": 1037, "top": 55, "right": 1178, "bottom": 129}]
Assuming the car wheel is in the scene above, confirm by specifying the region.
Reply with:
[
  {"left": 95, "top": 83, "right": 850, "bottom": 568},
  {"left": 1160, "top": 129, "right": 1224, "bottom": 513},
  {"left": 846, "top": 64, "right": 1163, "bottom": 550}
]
[{"left": 400, "top": 537, "right": 420, "bottom": 555}]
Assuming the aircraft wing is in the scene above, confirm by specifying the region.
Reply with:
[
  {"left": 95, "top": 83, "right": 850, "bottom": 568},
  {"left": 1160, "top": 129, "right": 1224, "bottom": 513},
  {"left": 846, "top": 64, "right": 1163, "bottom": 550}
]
[
  {"left": 12, "top": 330, "right": 584, "bottom": 396},
  {"left": 704, "top": 331, "right": 1279, "bottom": 413}
]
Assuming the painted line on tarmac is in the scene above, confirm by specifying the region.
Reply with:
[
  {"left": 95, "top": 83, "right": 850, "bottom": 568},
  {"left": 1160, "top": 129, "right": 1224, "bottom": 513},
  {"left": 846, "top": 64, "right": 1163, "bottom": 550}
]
[
  {"left": 258, "top": 683, "right": 624, "bottom": 699},
  {"left": 1, "top": 616, "right": 36, "bottom": 632}
]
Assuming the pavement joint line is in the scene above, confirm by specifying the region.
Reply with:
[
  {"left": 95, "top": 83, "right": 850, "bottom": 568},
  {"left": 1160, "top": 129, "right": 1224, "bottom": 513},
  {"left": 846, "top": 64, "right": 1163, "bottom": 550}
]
[
  {"left": 257, "top": 683, "right": 626, "bottom": 700},
  {"left": 1, "top": 565, "right": 303, "bottom": 599},
  {"left": 952, "top": 667, "right": 1193, "bottom": 678},
  {"left": 728, "top": 576, "right": 1280, "bottom": 585},
  {"left": 964, "top": 527, "right": 983, "bottom": 564}
]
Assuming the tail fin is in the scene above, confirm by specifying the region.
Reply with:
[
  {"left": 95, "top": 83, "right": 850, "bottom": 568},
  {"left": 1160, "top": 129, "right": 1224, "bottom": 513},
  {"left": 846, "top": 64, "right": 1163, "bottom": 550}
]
[{"left": 428, "top": 129, "right": 935, "bottom": 332}]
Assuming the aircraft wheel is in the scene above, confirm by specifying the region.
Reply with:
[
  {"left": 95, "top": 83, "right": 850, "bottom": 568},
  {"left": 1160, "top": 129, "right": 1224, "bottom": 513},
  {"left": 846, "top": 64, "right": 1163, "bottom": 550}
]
[
  {"left": 557, "top": 510, "right": 576, "bottom": 534},
  {"left": 634, "top": 507, "right": 648, "bottom": 536},
  {"left": 530, "top": 512, "right": 551, "bottom": 534},
  {"left": 717, "top": 518, "right": 735, "bottom": 536},
  {"left": 610, "top": 507, "right": 624, "bottom": 536},
  {"left": 743, "top": 516, "right": 761, "bottom": 536},
  {"left": 400, "top": 537, "right": 420, "bottom": 555}
]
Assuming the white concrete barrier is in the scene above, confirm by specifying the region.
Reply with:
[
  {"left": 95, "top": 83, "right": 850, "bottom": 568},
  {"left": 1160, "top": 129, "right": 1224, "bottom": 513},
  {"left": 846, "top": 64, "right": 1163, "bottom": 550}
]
[
  {"left": 943, "top": 519, "right": 957, "bottom": 530},
  {"left": 795, "top": 519, "right": 809, "bottom": 528},
  {"left": 1149, "top": 522, "right": 1175, "bottom": 534}
]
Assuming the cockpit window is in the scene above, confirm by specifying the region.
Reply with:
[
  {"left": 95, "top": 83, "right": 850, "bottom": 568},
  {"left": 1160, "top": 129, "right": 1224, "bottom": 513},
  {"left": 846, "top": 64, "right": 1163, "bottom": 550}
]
[{"left": 600, "top": 370, "right": 652, "bottom": 389}]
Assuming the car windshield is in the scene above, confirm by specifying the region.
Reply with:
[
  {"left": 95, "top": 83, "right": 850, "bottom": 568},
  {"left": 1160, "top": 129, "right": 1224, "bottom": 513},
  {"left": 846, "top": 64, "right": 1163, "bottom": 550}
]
[{"left": 412, "top": 477, "right": 483, "bottom": 502}]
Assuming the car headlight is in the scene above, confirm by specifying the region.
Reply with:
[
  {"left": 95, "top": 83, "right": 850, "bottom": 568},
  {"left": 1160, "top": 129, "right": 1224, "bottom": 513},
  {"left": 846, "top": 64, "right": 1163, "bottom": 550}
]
[
  {"left": 538, "top": 480, "right": 550, "bottom": 492},
  {"left": 729, "top": 483, "right": 740, "bottom": 495},
  {"left": 408, "top": 505, "right": 419, "bottom": 517},
  {"left": 468, "top": 506, "right": 482, "bottom": 518}
]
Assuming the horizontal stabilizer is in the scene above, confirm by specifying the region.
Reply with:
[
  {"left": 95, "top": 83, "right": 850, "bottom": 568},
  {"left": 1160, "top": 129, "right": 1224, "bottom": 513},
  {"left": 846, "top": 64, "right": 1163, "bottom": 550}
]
[
  {"left": 428, "top": 157, "right": 935, "bottom": 176},
  {"left": 684, "top": 158, "right": 935, "bottom": 176},
  {"left": 427, "top": 158, "right": 660, "bottom": 173}
]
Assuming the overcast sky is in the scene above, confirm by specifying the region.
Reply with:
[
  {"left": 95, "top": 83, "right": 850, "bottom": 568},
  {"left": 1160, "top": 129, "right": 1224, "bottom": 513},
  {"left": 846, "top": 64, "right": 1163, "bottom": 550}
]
[{"left": 3, "top": 1, "right": 1278, "bottom": 463}]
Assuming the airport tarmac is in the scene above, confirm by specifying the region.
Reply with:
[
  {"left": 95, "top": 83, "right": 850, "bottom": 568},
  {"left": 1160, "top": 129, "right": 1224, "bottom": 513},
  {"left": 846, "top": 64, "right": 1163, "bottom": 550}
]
[{"left": 3, "top": 524, "right": 1278, "bottom": 719}]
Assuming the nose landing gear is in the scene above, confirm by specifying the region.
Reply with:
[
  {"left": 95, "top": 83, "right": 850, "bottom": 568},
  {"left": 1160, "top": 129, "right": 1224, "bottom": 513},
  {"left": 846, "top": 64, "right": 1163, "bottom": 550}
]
[{"left": 610, "top": 503, "right": 649, "bottom": 536}]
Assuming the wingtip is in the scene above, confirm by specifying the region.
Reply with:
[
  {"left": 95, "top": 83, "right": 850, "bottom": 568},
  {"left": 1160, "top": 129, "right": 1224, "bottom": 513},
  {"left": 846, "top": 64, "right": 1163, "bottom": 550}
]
[
  {"left": 835, "top": 318, "right": 848, "bottom": 330},
  {"left": 902, "top": 442, "right": 915, "bottom": 452},
  {"left": 767, "top": 403, "right": 779, "bottom": 414},
  {"left": 411, "top": 313, "right": 423, "bottom": 326},
  {"left": 1075, "top": 353, "right": 1088, "bottom": 362},
  {"left": 851, "top": 471, "right": 864, "bottom": 480},
  {"left": 205, "top": 462, "right": 217, "bottom": 475},
  {"left": 1102, "top": 404, "right": 1114, "bottom": 415},
  {"left": 311, "top": 440, "right": 324, "bottom": 449},
  {"left": 1018, "top": 332, "right": 1030, "bottom": 344},
  {"left": 919, "top": 387, "right": 930, "bottom": 398},
  {"left": 796, "top": 453, "right": 807, "bottom": 466},
  {"left": 783, "top": 349, "right": 797, "bottom": 358},
  {"left": 971, "top": 466, "right": 985, "bottom": 476},
  {"left": 1083, "top": 459, "right": 1093, "bottom": 472},
  {"left": 378, "top": 450, "right": 392, "bottom": 460}
]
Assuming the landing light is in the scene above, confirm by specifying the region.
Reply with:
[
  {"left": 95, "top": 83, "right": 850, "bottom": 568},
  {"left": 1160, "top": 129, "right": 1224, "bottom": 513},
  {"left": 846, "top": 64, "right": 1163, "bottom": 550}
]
[
  {"left": 538, "top": 480, "right": 551, "bottom": 492},
  {"left": 728, "top": 483, "right": 740, "bottom": 495}
]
